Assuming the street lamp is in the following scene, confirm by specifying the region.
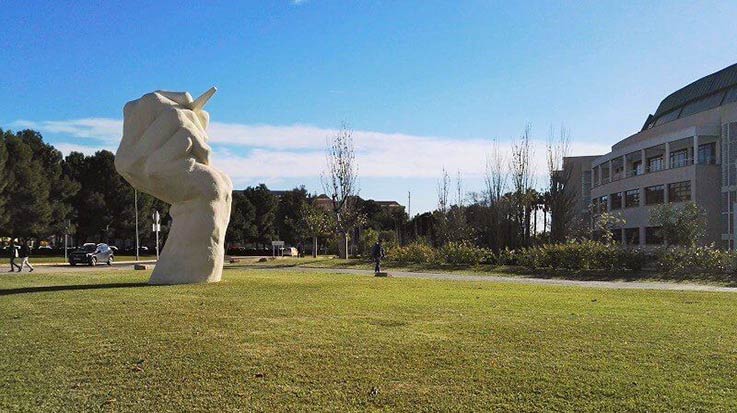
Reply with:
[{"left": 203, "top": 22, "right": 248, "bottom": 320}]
[{"left": 135, "top": 189, "right": 140, "bottom": 262}]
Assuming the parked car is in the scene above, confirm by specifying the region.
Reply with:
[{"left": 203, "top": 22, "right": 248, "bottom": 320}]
[{"left": 69, "top": 243, "right": 114, "bottom": 266}]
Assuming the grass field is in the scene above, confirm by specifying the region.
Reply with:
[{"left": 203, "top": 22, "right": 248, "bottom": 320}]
[{"left": 2, "top": 268, "right": 737, "bottom": 412}]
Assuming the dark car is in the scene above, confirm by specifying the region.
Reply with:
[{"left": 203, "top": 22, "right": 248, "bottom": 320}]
[{"left": 69, "top": 243, "right": 114, "bottom": 266}]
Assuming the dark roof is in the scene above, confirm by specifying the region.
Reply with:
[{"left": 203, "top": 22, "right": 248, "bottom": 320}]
[
  {"left": 643, "top": 63, "right": 737, "bottom": 130},
  {"left": 654, "top": 63, "right": 737, "bottom": 118}
]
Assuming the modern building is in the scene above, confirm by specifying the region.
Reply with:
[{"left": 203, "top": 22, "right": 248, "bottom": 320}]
[{"left": 565, "top": 63, "right": 737, "bottom": 248}]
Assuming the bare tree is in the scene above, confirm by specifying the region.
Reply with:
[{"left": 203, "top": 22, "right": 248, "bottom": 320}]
[
  {"left": 484, "top": 139, "right": 508, "bottom": 207},
  {"left": 321, "top": 123, "right": 358, "bottom": 259},
  {"left": 546, "top": 125, "right": 575, "bottom": 242},
  {"left": 510, "top": 124, "right": 535, "bottom": 246},
  {"left": 437, "top": 167, "right": 450, "bottom": 213},
  {"left": 482, "top": 139, "right": 509, "bottom": 251}
]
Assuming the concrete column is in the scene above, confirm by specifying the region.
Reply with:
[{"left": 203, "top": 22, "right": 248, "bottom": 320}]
[
  {"left": 640, "top": 149, "right": 646, "bottom": 174},
  {"left": 639, "top": 226, "right": 646, "bottom": 246},
  {"left": 608, "top": 161, "right": 613, "bottom": 183},
  {"left": 664, "top": 141, "right": 670, "bottom": 170},
  {"left": 693, "top": 135, "right": 699, "bottom": 165},
  {"left": 621, "top": 155, "right": 626, "bottom": 179}
]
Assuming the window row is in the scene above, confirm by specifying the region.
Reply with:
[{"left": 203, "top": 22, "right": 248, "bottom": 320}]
[
  {"left": 610, "top": 227, "right": 664, "bottom": 245},
  {"left": 593, "top": 180, "right": 691, "bottom": 212}
]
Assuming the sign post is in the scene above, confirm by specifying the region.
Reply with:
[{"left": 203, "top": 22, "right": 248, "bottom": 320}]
[{"left": 271, "top": 240, "right": 285, "bottom": 258}]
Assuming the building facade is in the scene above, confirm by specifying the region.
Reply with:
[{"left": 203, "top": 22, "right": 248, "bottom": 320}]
[{"left": 565, "top": 63, "right": 737, "bottom": 248}]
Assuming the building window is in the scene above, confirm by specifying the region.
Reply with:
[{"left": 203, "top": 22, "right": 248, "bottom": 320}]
[
  {"left": 625, "top": 189, "right": 640, "bottom": 208},
  {"left": 611, "top": 228, "right": 622, "bottom": 244},
  {"left": 624, "top": 228, "right": 640, "bottom": 246},
  {"left": 698, "top": 142, "right": 716, "bottom": 165},
  {"left": 645, "top": 227, "right": 664, "bottom": 245},
  {"left": 648, "top": 156, "right": 664, "bottom": 172},
  {"left": 610, "top": 192, "right": 622, "bottom": 210},
  {"left": 669, "top": 149, "right": 689, "bottom": 168},
  {"left": 631, "top": 161, "right": 643, "bottom": 176},
  {"left": 593, "top": 167, "right": 600, "bottom": 186},
  {"left": 645, "top": 185, "right": 665, "bottom": 205},
  {"left": 668, "top": 181, "right": 691, "bottom": 202},
  {"left": 601, "top": 165, "right": 610, "bottom": 183},
  {"left": 599, "top": 195, "right": 608, "bottom": 213}
]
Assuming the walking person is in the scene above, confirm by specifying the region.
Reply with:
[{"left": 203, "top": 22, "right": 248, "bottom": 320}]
[
  {"left": 296, "top": 241, "right": 304, "bottom": 258},
  {"left": 8, "top": 240, "right": 21, "bottom": 272},
  {"left": 371, "top": 239, "right": 385, "bottom": 274},
  {"left": 18, "top": 240, "right": 33, "bottom": 272}
]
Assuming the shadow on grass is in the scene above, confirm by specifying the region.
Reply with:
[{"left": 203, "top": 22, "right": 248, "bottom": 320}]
[{"left": 0, "top": 282, "right": 151, "bottom": 296}]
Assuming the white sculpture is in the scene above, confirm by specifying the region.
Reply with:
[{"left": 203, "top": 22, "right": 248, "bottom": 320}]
[{"left": 115, "top": 88, "right": 232, "bottom": 284}]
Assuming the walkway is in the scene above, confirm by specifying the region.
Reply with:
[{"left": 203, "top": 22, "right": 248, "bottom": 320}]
[{"left": 261, "top": 266, "right": 737, "bottom": 293}]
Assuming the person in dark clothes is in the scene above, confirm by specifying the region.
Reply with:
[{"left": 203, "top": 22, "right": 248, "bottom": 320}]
[
  {"left": 8, "top": 240, "right": 21, "bottom": 272},
  {"left": 18, "top": 240, "right": 33, "bottom": 272},
  {"left": 296, "top": 241, "right": 304, "bottom": 258},
  {"left": 371, "top": 239, "right": 385, "bottom": 273}
]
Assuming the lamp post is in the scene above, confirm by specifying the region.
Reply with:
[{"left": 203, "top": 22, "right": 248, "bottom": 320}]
[
  {"left": 64, "top": 219, "right": 70, "bottom": 262},
  {"left": 152, "top": 210, "right": 160, "bottom": 260},
  {"left": 135, "top": 189, "right": 140, "bottom": 262}
]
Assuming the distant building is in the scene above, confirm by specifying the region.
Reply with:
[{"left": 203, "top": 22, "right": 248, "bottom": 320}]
[
  {"left": 564, "top": 63, "right": 737, "bottom": 248},
  {"left": 311, "top": 194, "right": 404, "bottom": 212}
]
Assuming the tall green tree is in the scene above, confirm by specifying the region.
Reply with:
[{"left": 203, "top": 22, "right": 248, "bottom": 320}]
[
  {"left": 243, "top": 184, "right": 278, "bottom": 246},
  {"left": 0, "top": 131, "right": 9, "bottom": 229},
  {"left": 275, "top": 186, "right": 309, "bottom": 244},
  {"left": 226, "top": 191, "right": 257, "bottom": 245},
  {"left": 2, "top": 132, "right": 52, "bottom": 238},
  {"left": 18, "top": 129, "right": 80, "bottom": 238}
]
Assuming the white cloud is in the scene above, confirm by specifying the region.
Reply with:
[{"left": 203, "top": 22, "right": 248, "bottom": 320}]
[
  {"left": 53, "top": 142, "right": 116, "bottom": 156},
  {"left": 10, "top": 117, "right": 611, "bottom": 185},
  {"left": 12, "top": 118, "right": 122, "bottom": 144}
]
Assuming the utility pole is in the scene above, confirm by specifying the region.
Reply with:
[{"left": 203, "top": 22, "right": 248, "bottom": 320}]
[
  {"left": 408, "top": 191, "right": 411, "bottom": 218},
  {"left": 135, "top": 189, "right": 140, "bottom": 262}
]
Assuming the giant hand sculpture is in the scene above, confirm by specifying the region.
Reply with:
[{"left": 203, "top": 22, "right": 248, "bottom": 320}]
[{"left": 115, "top": 89, "right": 232, "bottom": 284}]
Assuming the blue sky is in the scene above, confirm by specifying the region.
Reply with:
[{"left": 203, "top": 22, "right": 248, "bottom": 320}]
[{"left": 2, "top": 1, "right": 737, "bottom": 213}]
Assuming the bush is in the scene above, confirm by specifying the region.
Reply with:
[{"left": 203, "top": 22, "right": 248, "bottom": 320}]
[
  {"left": 387, "top": 242, "right": 438, "bottom": 264},
  {"left": 654, "top": 246, "right": 737, "bottom": 275},
  {"left": 517, "top": 241, "right": 646, "bottom": 272},
  {"left": 437, "top": 241, "right": 489, "bottom": 266}
]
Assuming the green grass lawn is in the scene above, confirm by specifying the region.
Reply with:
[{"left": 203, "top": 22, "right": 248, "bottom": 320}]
[{"left": 2, "top": 268, "right": 737, "bottom": 412}]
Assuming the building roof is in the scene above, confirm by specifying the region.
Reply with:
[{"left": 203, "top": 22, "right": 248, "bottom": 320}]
[{"left": 643, "top": 63, "right": 737, "bottom": 130}]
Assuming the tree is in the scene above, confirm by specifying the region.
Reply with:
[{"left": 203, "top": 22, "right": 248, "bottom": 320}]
[
  {"left": 650, "top": 202, "right": 706, "bottom": 247},
  {"left": 298, "top": 202, "right": 332, "bottom": 257},
  {"left": 275, "top": 186, "right": 309, "bottom": 244},
  {"left": 322, "top": 123, "right": 359, "bottom": 259},
  {"left": 547, "top": 125, "right": 575, "bottom": 242},
  {"left": 3, "top": 132, "right": 52, "bottom": 238},
  {"left": 17, "top": 130, "right": 80, "bottom": 239},
  {"left": 510, "top": 125, "right": 535, "bottom": 247},
  {"left": 0, "top": 131, "right": 9, "bottom": 229},
  {"left": 226, "top": 191, "right": 257, "bottom": 245},
  {"left": 484, "top": 139, "right": 508, "bottom": 252},
  {"left": 243, "top": 184, "right": 278, "bottom": 246},
  {"left": 594, "top": 211, "right": 625, "bottom": 245}
]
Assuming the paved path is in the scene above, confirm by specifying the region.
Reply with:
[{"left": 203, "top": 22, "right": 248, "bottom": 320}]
[
  {"left": 3, "top": 260, "right": 156, "bottom": 274},
  {"left": 259, "top": 265, "right": 737, "bottom": 293}
]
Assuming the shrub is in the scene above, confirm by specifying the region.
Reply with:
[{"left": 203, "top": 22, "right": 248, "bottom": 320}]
[
  {"left": 387, "top": 242, "right": 437, "bottom": 264},
  {"left": 437, "top": 241, "right": 488, "bottom": 266},
  {"left": 496, "top": 248, "right": 519, "bottom": 266},
  {"left": 654, "top": 246, "right": 737, "bottom": 275},
  {"left": 517, "top": 241, "right": 646, "bottom": 272}
]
